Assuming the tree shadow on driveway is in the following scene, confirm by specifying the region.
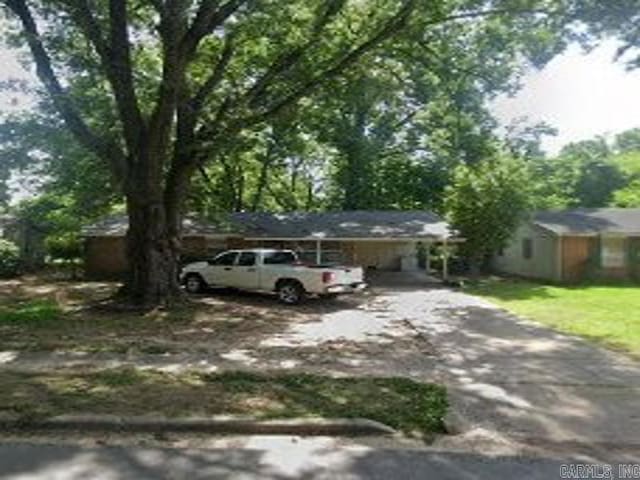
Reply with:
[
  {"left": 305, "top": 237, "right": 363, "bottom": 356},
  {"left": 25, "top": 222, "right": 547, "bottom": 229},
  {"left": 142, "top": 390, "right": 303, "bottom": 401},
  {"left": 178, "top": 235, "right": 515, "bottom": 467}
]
[{"left": 414, "top": 294, "right": 640, "bottom": 446}]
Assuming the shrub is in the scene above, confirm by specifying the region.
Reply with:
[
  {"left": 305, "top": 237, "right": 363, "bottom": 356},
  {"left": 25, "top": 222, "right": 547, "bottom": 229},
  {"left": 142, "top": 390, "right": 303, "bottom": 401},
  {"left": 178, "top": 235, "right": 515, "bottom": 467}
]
[
  {"left": 45, "top": 233, "right": 83, "bottom": 263},
  {"left": 0, "top": 239, "right": 20, "bottom": 278}
]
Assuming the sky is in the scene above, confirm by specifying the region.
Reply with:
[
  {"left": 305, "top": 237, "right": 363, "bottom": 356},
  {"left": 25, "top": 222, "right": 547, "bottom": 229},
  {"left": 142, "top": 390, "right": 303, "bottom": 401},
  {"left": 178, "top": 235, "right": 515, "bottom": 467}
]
[{"left": 491, "top": 39, "right": 640, "bottom": 155}]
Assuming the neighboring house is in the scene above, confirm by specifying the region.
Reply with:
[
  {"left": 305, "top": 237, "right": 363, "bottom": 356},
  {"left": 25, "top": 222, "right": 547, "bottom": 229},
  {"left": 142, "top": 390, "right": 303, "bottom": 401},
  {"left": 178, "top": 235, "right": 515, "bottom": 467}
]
[
  {"left": 82, "top": 211, "right": 457, "bottom": 279},
  {"left": 0, "top": 213, "right": 47, "bottom": 269},
  {"left": 494, "top": 208, "right": 640, "bottom": 282}
]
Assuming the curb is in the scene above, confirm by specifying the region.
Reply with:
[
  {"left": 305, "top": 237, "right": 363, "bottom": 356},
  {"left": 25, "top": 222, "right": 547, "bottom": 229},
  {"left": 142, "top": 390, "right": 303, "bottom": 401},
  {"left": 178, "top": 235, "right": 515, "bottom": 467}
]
[
  {"left": 0, "top": 415, "right": 397, "bottom": 436},
  {"left": 441, "top": 389, "right": 477, "bottom": 435},
  {"left": 442, "top": 407, "right": 473, "bottom": 435}
]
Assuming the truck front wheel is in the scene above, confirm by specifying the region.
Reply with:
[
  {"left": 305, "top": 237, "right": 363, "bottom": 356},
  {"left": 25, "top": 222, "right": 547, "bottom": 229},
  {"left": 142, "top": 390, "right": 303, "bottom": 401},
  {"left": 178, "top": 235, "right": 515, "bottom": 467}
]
[
  {"left": 184, "top": 274, "right": 207, "bottom": 294},
  {"left": 277, "top": 281, "right": 304, "bottom": 305}
]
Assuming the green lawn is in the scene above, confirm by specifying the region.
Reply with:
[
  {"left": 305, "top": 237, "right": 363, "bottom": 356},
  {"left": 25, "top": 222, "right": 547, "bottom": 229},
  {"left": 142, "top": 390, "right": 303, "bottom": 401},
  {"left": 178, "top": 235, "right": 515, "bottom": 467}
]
[
  {"left": 467, "top": 279, "right": 640, "bottom": 357},
  {"left": 0, "top": 369, "right": 447, "bottom": 439}
]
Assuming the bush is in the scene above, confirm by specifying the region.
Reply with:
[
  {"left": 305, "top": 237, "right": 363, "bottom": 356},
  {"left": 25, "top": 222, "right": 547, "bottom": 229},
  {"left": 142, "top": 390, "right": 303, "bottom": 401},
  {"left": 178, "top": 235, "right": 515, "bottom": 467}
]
[
  {"left": 0, "top": 239, "right": 20, "bottom": 278},
  {"left": 45, "top": 233, "right": 83, "bottom": 262}
]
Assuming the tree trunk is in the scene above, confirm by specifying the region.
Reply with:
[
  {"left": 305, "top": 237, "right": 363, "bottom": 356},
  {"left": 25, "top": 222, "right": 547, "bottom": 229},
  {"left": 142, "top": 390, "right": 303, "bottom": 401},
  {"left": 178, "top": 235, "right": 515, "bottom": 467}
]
[
  {"left": 251, "top": 145, "right": 274, "bottom": 212},
  {"left": 122, "top": 193, "right": 182, "bottom": 307}
]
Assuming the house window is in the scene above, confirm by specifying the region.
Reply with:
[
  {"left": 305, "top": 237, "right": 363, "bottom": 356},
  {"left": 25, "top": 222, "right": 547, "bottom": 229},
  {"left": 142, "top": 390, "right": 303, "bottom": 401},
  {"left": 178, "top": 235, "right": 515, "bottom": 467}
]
[
  {"left": 601, "top": 237, "right": 625, "bottom": 268},
  {"left": 522, "top": 238, "right": 533, "bottom": 259}
]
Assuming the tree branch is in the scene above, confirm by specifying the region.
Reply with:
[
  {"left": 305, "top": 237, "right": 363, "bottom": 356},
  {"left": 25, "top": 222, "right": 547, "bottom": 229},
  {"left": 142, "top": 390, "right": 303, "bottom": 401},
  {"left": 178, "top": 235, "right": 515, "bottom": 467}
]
[
  {"left": 190, "top": 34, "right": 234, "bottom": 112},
  {"left": 4, "top": 0, "right": 127, "bottom": 179},
  {"left": 242, "top": 3, "right": 549, "bottom": 126},
  {"left": 181, "top": 0, "right": 246, "bottom": 58},
  {"left": 61, "top": 0, "right": 144, "bottom": 156},
  {"left": 242, "top": 0, "right": 417, "bottom": 125},
  {"left": 245, "top": 0, "right": 347, "bottom": 108},
  {"left": 147, "top": 0, "right": 190, "bottom": 169},
  {"left": 108, "top": 0, "right": 145, "bottom": 151},
  {"left": 64, "top": 0, "right": 110, "bottom": 60}
]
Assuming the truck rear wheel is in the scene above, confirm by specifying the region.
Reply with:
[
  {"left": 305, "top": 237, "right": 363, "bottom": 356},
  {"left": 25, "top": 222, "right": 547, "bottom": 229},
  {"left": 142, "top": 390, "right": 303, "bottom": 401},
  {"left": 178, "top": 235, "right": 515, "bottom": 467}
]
[{"left": 277, "top": 281, "right": 304, "bottom": 305}]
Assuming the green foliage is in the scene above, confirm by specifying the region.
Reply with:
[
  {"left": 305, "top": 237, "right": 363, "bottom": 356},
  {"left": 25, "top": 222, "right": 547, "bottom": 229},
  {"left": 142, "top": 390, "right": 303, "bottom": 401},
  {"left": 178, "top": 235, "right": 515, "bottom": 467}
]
[
  {"left": 609, "top": 145, "right": 640, "bottom": 208},
  {"left": 570, "top": 1, "right": 640, "bottom": 70},
  {"left": 612, "top": 180, "right": 640, "bottom": 208},
  {"left": 445, "top": 154, "right": 532, "bottom": 268},
  {"left": 45, "top": 232, "right": 83, "bottom": 262},
  {"left": 611, "top": 150, "right": 640, "bottom": 177},
  {"left": 11, "top": 193, "right": 99, "bottom": 270},
  {"left": 0, "top": 110, "right": 121, "bottom": 216},
  {"left": 573, "top": 158, "right": 627, "bottom": 207},
  {"left": 0, "top": 239, "right": 20, "bottom": 278},
  {"left": 312, "top": 9, "right": 564, "bottom": 211},
  {"left": 527, "top": 130, "right": 640, "bottom": 209},
  {"left": 2, "top": 0, "right": 572, "bottom": 221},
  {"left": 505, "top": 120, "right": 558, "bottom": 160},
  {"left": 615, "top": 128, "right": 640, "bottom": 153}
]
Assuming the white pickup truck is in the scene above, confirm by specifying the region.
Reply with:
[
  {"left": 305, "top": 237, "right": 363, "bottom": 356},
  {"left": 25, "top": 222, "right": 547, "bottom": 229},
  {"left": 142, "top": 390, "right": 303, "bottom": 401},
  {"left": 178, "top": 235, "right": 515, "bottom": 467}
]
[{"left": 180, "top": 249, "right": 366, "bottom": 304}]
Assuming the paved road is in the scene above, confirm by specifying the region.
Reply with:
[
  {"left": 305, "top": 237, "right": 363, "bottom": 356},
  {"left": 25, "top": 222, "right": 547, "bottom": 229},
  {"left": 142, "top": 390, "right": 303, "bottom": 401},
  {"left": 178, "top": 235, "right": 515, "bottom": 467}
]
[{"left": 2, "top": 438, "right": 638, "bottom": 480}]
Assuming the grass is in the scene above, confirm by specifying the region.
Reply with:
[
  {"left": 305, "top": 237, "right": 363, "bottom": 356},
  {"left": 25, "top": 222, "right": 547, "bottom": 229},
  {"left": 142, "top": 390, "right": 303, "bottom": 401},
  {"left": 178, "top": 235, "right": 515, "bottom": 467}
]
[
  {"left": 0, "top": 299, "right": 61, "bottom": 325},
  {"left": 0, "top": 369, "right": 447, "bottom": 438},
  {"left": 467, "top": 278, "right": 640, "bottom": 356}
]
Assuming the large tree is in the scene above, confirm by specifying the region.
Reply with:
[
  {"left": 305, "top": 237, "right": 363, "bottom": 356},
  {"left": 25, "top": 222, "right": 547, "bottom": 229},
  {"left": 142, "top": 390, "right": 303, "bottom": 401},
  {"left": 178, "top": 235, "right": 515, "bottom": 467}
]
[{"left": 1, "top": 0, "right": 560, "bottom": 305}]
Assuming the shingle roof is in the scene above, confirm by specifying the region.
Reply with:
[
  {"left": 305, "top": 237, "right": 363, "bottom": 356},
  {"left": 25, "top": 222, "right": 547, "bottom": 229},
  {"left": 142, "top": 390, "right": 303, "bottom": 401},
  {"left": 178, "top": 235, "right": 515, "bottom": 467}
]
[
  {"left": 533, "top": 208, "right": 640, "bottom": 235},
  {"left": 232, "top": 211, "right": 452, "bottom": 239},
  {"left": 81, "top": 214, "right": 235, "bottom": 237},
  {"left": 82, "top": 211, "right": 454, "bottom": 239}
]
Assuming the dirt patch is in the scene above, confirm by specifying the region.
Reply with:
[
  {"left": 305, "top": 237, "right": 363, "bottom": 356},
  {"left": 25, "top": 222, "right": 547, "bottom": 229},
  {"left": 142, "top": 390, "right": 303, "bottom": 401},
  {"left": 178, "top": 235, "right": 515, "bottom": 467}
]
[{"left": 0, "top": 277, "right": 375, "bottom": 354}]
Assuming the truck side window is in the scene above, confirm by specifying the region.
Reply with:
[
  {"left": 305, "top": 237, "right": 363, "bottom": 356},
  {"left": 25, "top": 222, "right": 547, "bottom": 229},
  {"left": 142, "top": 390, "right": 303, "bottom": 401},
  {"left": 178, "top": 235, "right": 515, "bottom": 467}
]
[
  {"left": 211, "top": 251, "right": 238, "bottom": 266},
  {"left": 263, "top": 251, "right": 296, "bottom": 265},
  {"left": 237, "top": 252, "right": 256, "bottom": 266}
]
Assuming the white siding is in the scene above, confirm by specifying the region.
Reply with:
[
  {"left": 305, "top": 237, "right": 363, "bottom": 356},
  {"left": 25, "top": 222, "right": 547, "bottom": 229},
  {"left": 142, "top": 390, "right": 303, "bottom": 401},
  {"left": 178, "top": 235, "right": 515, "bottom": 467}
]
[
  {"left": 493, "top": 223, "right": 560, "bottom": 281},
  {"left": 352, "top": 241, "right": 416, "bottom": 270}
]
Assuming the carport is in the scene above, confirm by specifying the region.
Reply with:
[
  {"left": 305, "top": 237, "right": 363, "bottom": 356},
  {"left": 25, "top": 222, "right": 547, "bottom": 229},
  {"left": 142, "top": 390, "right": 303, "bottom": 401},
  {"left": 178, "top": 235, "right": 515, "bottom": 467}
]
[{"left": 237, "top": 211, "right": 462, "bottom": 280}]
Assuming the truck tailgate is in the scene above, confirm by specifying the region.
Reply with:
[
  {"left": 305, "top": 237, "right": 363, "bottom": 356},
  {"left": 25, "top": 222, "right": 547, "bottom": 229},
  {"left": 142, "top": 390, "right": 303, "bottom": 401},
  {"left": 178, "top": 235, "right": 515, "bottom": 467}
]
[{"left": 330, "top": 266, "right": 364, "bottom": 285}]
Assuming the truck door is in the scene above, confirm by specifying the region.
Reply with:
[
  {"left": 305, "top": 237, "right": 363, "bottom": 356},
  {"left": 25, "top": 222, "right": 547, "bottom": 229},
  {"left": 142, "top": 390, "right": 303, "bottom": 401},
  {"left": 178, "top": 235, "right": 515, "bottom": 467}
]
[
  {"left": 204, "top": 251, "right": 238, "bottom": 286},
  {"left": 228, "top": 251, "right": 260, "bottom": 289}
]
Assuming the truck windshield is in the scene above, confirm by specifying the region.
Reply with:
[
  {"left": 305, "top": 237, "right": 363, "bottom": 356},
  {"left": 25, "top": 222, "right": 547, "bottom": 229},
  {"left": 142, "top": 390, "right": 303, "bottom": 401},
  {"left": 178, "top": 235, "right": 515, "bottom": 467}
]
[{"left": 263, "top": 251, "right": 297, "bottom": 265}]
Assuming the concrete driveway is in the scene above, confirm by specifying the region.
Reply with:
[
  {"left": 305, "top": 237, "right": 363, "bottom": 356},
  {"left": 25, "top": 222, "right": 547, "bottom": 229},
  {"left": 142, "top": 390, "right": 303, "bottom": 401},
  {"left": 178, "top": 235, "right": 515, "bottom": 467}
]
[{"left": 394, "top": 288, "right": 640, "bottom": 447}]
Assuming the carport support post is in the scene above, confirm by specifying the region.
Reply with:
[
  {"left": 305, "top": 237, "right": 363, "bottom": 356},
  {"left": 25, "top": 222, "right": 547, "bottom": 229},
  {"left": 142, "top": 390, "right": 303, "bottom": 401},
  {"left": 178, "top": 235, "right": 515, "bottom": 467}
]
[
  {"left": 316, "top": 240, "right": 322, "bottom": 265},
  {"left": 442, "top": 238, "right": 449, "bottom": 281},
  {"left": 424, "top": 241, "right": 431, "bottom": 274}
]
